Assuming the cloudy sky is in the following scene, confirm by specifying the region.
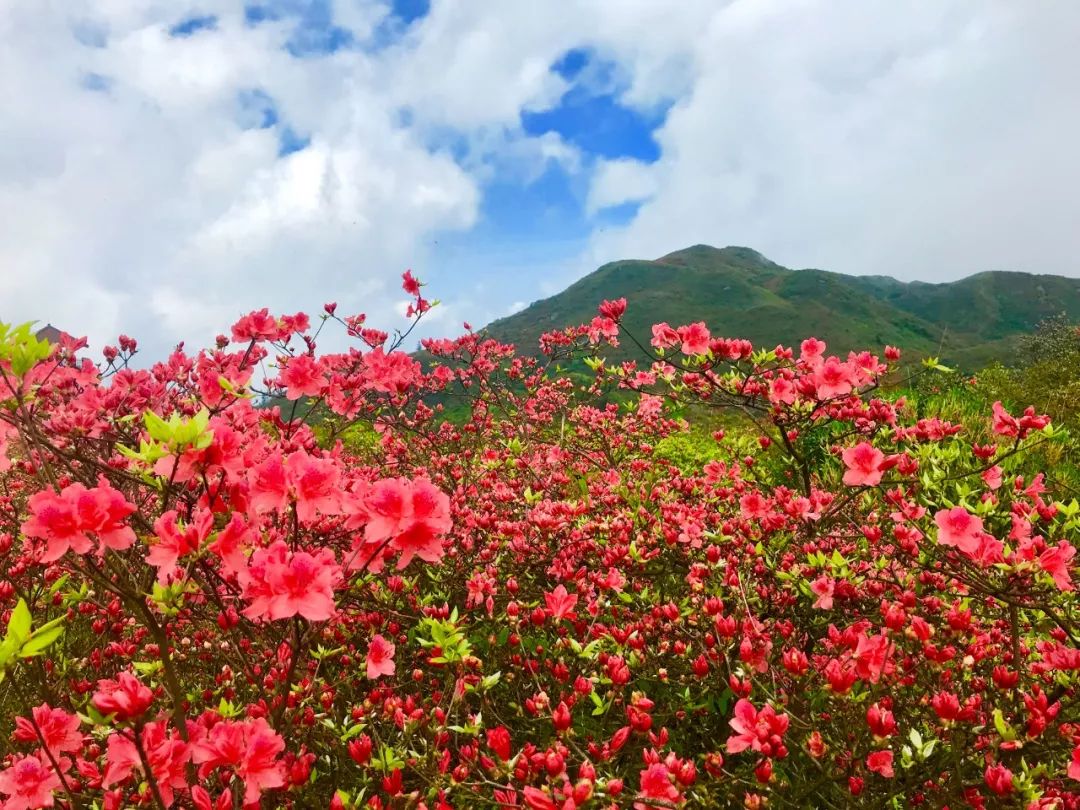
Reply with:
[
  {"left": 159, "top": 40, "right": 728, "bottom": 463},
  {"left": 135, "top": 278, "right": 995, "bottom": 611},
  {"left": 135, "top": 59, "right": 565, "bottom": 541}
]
[{"left": 2, "top": 0, "right": 1078, "bottom": 355}]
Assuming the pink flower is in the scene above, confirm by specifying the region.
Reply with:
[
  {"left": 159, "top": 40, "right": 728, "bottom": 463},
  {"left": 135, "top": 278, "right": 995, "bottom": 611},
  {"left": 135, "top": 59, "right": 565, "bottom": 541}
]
[
  {"left": 103, "top": 721, "right": 189, "bottom": 806},
  {"left": 22, "top": 480, "right": 136, "bottom": 563},
  {"left": 363, "top": 477, "right": 452, "bottom": 569},
  {"left": 239, "top": 540, "right": 341, "bottom": 622},
  {"left": 598, "top": 298, "right": 627, "bottom": 321},
  {"left": 841, "top": 442, "right": 886, "bottom": 487},
  {"left": 650, "top": 323, "right": 680, "bottom": 350},
  {"left": 402, "top": 269, "right": 421, "bottom": 296},
  {"left": 934, "top": 507, "right": 985, "bottom": 556},
  {"left": 726, "top": 699, "right": 789, "bottom": 755},
  {"left": 0, "top": 752, "right": 61, "bottom": 810},
  {"left": 192, "top": 717, "right": 285, "bottom": 805},
  {"left": 677, "top": 322, "right": 711, "bottom": 356},
  {"left": 362, "top": 347, "right": 421, "bottom": 395},
  {"left": 991, "top": 401, "right": 1019, "bottom": 437},
  {"left": 810, "top": 575, "right": 835, "bottom": 609},
  {"left": 249, "top": 450, "right": 342, "bottom": 523},
  {"left": 206, "top": 512, "right": 253, "bottom": 577},
  {"left": 93, "top": 672, "right": 154, "bottom": 721},
  {"left": 1039, "top": 541, "right": 1075, "bottom": 591},
  {"left": 814, "top": 357, "right": 854, "bottom": 399},
  {"left": 852, "top": 633, "right": 890, "bottom": 683},
  {"left": 486, "top": 726, "right": 512, "bottom": 761},
  {"left": 800, "top": 337, "right": 826, "bottom": 364},
  {"left": 544, "top": 584, "right": 578, "bottom": 622},
  {"left": 739, "top": 491, "right": 770, "bottom": 520},
  {"left": 984, "top": 763, "right": 1014, "bottom": 796},
  {"left": 278, "top": 354, "right": 325, "bottom": 400},
  {"left": 147, "top": 508, "right": 214, "bottom": 583},
  {"left": 0, "top": 422, "right": 16, "bottom": 473},
  {"left": 866, "top": 750, "right": 894, "bottom": 778},
  {"left": 1068, "top": 744, "right": 1080, "bottom": 780},
  {"left": 366, "top": 634, "right": 396, "bottom": 679},
  {"left": 636, "top": 763, "right": 682, "bottom": 808},
  {"left": 982, "top": 464, "right": 1003, "bottom": 490},
  {"left": 769, "top": 377, "right": 796, "bottom": 405},
  {"left": 13, "top": 704, "right": 82, "bottom": 756}
]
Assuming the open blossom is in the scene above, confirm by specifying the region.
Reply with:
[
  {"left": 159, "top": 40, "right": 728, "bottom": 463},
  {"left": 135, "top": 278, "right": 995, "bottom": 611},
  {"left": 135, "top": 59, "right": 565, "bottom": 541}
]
[
  {"left": 278, "top": 353, "right": 325, "bottom": 400},
  {"left": 14, "top": 705, "right": 82, "bottom": 756},
  {"left": 0, "top": 752, "right": 61, "bottom": 810},
  {"left": 362, "top": 347, "right": 422, "bottom": 395},
  {"left": 544, "top": 584, "right": 578, "bottom": 621},
  {"left": 249, "top": 449, "right": 342, "bottom": 523},
  {"left": 192, "top": 718, "right": 285, "bottom": 805},
  {"left": 366, "top": 634, "right": 396, "bottom": 679},
  {"left": 800, "top": 337, "right": 826, "bottom": 364},
  {"left": 677, "top": 322, "right": 711, "bottom": 356},
  {"left": 739, "top": 491, "right": 770, "bottom": 519},
  {"left": 598, "top": 298, "right": 627, "bottom": 321},
  {"left": 147, "top": 508, "right": 214, "bottom": 583},
  {"left": 934, "top": 506, "right": 986, "bottom": 555},
  {"left": 104, "top": 721, "right": 189, "bottom": 807},
  {"left": 363, "top": 477, "right": 453, "bottom": 569},
  {"left": 93, "top": 672, "right": 154, "bottom": 721},
  {"left": 636, "top": 763, "right": 683, "bottom": 808},
  {"left": 814, "top": 357, "right": 854, "bottom": 399},
  {"left": 1039, "top": 541, "right": 1075, "bottom": 590},
  {"left": 852, "top": 633, "right": 891, "bottom": 683},
  {"left": 651, "top": 322, "right": 680, "bottom": 350},
  {"left": 726, "top": 699, "right": 789, "bottom": 755},
  {"left": 239, "top": 540, "right": 341, "bottom": 622},
  {"left": 866, "top": 750, "right": 894, "bottom": 777},
  {"left": 841, "top": 442, "right": 886, "bottom": 486},
  {"left": 22, "top": 480, "right": 136, "bottom": 563},
  {"left": 810, "top": 575, "right": 835, "bottom": 609}
]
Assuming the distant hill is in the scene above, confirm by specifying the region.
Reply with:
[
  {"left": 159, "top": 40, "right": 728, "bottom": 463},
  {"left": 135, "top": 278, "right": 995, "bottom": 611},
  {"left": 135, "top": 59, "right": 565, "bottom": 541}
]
[{"left": 483, "top": 245, "right": 1080, "bottom": 368}]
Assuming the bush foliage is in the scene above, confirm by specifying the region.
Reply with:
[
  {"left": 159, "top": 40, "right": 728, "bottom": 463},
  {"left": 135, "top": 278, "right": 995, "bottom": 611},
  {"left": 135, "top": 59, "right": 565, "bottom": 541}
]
[{"left": 0, "top": 283, "right": 1078, "bottom": 809}]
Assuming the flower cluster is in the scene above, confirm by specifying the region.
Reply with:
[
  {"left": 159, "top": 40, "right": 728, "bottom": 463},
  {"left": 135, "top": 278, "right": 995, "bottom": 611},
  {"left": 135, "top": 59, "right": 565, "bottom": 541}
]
[{"left": 0, "top": 281, "right": 1077, "bottom": 808}]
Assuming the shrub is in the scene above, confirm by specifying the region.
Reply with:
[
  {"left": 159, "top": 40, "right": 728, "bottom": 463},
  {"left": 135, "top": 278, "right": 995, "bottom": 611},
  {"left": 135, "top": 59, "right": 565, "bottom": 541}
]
[{"left": 0, "top": 285, "right": 1077, "bottom": 808}]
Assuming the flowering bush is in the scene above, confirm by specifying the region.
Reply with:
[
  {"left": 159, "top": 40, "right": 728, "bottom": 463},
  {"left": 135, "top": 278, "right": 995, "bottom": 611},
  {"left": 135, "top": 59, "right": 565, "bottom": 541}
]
[{"left": 0, "top": 283, "right": 1078, "bottom": 809}]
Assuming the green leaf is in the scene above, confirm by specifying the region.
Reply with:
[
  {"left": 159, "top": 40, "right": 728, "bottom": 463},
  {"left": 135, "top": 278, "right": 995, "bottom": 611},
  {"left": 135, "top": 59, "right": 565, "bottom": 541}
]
[
  {"left": 6, "top": 599, "right": 32, "bottom": 644},
  {"left": 20, "top": 625, "right": 63, "bottom": 658}
]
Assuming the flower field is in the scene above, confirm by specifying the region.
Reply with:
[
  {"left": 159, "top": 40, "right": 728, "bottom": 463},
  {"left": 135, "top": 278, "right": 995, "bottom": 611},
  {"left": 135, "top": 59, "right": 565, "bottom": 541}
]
[{"left": 0, "top": 277, "right": 1078, "bottom": 809}]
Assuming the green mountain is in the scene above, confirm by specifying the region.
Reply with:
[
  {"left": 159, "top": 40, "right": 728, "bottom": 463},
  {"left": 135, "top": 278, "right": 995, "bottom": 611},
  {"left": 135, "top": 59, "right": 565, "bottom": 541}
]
[{"left": 483, "top": 245, "right": 1080, "bottom": 368}]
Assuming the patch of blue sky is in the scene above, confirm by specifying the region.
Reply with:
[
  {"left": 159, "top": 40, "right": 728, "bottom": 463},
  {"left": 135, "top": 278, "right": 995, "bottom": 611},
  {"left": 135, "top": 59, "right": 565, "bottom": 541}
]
[
  {"left": 278, "top": 127, "right": 311, "bottom": 156},
  {"left": 524, "top": 48, "right": 669, "bottom": 163},
  {"left": 235, "top": 89, "right": 310, "bottom": 156},
  {"left": 390, "top": 0, "right": 430, "bottom": 25},
  {"left": 72, "top": 21, "right": 108, "bottom": 48},
  {"left": 522, "top": 91, "right": 668, "bottom": 164},
  {"left": 593, "top": 200, "right": 644, "bottom": 229},
  {"left": 169, "top": 15, "right": 218, "bottom": 38},
  {"left": 236, "top": 89, "right": 279, "bottom": 129},
  {"left": 429, "top": 164, "right": 592, "bottom": 291},
  {"left": 366, "top": 0, "right": 431, "bottom": 51},
  {"left": 242, "top": 1, "right": 353, "bottom": 55},
  {"left": 551, "top": 47, "right": 590, "bottom": 81},
  {"left": 81, "top": 73, "right": 113, "bottom": 93}
]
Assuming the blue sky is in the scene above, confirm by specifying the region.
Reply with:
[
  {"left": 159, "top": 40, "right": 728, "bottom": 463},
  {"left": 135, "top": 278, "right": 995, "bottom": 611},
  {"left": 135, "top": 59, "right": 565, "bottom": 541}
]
[{"left": 2, "top": 1, "right": 1079, "bottom": 354}]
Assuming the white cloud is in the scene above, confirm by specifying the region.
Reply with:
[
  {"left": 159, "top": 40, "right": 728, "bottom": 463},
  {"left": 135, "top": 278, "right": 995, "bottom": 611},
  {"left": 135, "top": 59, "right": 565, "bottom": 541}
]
[
  {"left": 582, "top": 1, "right": 1080, "bottom": 282},
  {"left": 2, "top": 0, "right": 1079, "bottom": 361},
  {"left": 0, "top": 1, "right": 484, "bottom": 355},
  {"left": 586, "top": 158, "right": 657, "bottom": 215}
]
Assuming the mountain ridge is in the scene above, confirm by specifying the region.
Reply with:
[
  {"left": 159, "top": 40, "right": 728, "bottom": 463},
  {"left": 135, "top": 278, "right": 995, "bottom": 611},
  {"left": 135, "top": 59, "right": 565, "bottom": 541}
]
[{"left": 483, "top": 245, "right": 1080, "bottom": 368}]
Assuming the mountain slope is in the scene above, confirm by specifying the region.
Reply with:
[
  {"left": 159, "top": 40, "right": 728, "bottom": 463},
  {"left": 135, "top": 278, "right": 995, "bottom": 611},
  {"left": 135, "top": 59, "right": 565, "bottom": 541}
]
[{"left": 483, "top": 246, "right": 1080, "bottom": 367}]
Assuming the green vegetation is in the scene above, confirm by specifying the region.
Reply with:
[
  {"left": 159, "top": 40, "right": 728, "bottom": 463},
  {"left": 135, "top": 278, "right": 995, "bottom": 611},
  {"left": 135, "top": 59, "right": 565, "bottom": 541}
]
[{"left": 484, "top": 244, "right": 1080, "bottom": 368}]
